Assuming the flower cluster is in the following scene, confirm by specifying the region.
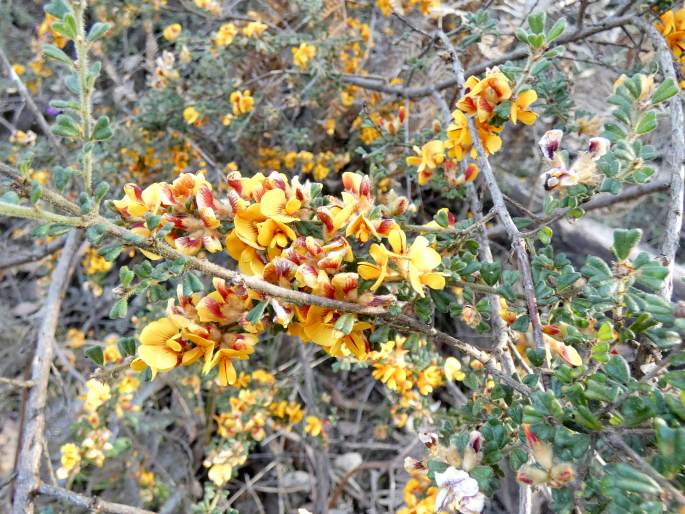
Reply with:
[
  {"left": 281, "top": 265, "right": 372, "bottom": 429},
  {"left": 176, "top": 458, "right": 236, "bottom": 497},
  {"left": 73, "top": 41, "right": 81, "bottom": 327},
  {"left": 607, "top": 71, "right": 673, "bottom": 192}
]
[
  {"left": 407, "top": 68, "right": 538, "bottom": 186},
  {"left": 112, "top": 170, "right": 448, "bottom": 383}
]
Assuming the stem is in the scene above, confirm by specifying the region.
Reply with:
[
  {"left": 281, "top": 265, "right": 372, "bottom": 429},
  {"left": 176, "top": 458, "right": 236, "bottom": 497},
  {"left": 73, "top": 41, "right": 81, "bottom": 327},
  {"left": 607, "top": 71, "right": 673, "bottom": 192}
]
[
  {"left": 74, "top": 0, "right": 94, "bottom": 195},
  {"left": 0, "top": 201, "right": 82, "bottom": 226}
]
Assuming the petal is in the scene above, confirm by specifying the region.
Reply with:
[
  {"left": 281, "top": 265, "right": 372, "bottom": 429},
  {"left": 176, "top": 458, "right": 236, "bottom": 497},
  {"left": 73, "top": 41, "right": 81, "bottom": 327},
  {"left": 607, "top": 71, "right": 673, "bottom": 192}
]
[
  {"left": 140, "top": 318, "right": 179, "bottom": 347},
  {"left": 138, "top": 344, "right": 178, "bottom": 371},
  {"left": 421, "top": 272, "right": 445, "bottom": 290}
]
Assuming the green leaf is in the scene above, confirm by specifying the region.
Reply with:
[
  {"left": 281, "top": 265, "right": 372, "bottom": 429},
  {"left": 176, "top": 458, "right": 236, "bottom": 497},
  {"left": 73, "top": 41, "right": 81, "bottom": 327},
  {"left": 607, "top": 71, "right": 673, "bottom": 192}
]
[
  {"left": 44, "top": 0, "right": 71, "bottom": 18},
  {"left": 526, "top": 348, "right": 546, "bottom": 367},
  {"left": 573, "top": 405, "right": 602, "bottom": 431},
  {"left": 52, "top": 13, "right": 77, "bottom": 39},
  {"left": 30, "top": 181, "right": 42, "bottom": 204},
  {"left": 119, "top": 266, "right": 134, "bottom": 287},
  {"left": 511, "top": 315, "right": 530, "bottom": 332},
  {"left": 531, "top": 59, "right": 550, "bottom": 75},
  {"left": 651, "top": 78, "right": 679, "bottom": 104},
  {"left": 117, "top": 337, "right": 137, "bottom": 357},
  {"left": 666, "top": 370, "right": 685, "bottom": 389},
  {"left": 597, "top": 321, "right": 615, "bottom": 342},
  {"left": 538, "top": 226, "right": 553, "bottom": 245},
  {"left": 527, "top": 33, "right": 545, "bottom": 49},
  {"left": 334, "top": 313, "right": 355, "bottom": 335},
  {"left": 98, "top": 244, "right": 122, "bottom": 262},
  {"left": 528, "top": 12, "right": 546, "bottom": 34},
  {"left": 604, "top": 356, "right": 631, "bottom": 384},
  {"left": 94, "top": 181, "right": 110, "bottom": 204},
  {"left": 109, "top": 298, "right": 128, "bottom": 319},
  {"left": 246, "top": 301, "right": 268, "bottom": 326},
  {"left": 546, "top": 17, "right": 567, "bottom": 43},
  {"left": 480, "top": 262, "right": 501, "bottom": 286},
  {"left": 602, "top": 123, "right": 626, "bottom": 143},
  {"left": 42, "top": 44, "right": 73, "bottom": 67},
  {"left": 88, "top": 22, "right": 111, "bottom": 42},
  {"left": 612, "top": 463, "right": 662, "bottom": 495},
  {"left": 433, "top": 209, "right": 450, "bottom": 228},
  {"left": 635, "top": 111, "right": 657, "bottom": 135},
  {"left": 52, "top": 114, "right": 81, "bottom": 139},
  {"left": 92, "top": 115, "right": 113, "bottom": 141},
  {"left": 85, "top": 346, "right": 104, "bottom": 366},
  {"left": 612, "top": 228, "right": 641, "bottom": 261},
  {"left": 515, "top": 28, "right": 529, "bottom": 44}
]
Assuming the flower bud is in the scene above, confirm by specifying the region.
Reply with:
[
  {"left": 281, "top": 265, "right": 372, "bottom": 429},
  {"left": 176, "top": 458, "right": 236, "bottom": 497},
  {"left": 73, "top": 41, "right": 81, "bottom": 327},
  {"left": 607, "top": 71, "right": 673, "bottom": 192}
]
[
  {"left": 516, "top": 464, "right": 549, "bottom": 485},
  {"left": 549, "top": 463, "right": 575, "bottom": 487}
]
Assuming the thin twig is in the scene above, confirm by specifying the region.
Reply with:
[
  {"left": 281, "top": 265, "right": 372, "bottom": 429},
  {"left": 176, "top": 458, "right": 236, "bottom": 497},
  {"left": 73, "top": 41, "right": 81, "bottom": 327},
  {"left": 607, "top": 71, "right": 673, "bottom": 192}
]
[
  {"left": 37, "top": 483, "right": 156, "bottom": 514},
  {"left": 340, "top": 15, "right": 635, "bottom": 98},
  {"left": 605, "top": 433, "right": 685, "bottom": 506},
  {"left": 0, "top": 47, "right": 67, "bottom": 159},
  {"left": 0, "top": 377, "right": 34, "bottom": 388},
  {"left": 434, "top": 30, "right": 547, "bottom": 366}
]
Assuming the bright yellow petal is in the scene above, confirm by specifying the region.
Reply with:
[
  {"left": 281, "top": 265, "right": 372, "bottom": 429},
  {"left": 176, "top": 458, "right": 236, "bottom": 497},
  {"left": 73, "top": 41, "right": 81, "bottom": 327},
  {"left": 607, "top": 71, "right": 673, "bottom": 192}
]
[
  {"left": 139, "top": 318, "right": 179, "bottom": 347},
  {"left": 138, "top": 344, "right": 178, "bottom": 371},
  {"left": 421, "top": 272, "right": 445, "bottom": 290}
]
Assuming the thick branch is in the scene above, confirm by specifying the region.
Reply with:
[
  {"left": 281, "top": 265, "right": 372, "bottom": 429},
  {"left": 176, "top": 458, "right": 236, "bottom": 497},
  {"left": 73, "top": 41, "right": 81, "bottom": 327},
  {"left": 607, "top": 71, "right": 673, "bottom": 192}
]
[
  {"left": 12, "top": 230, "right": 81, "bottom": 514},
  {"left": 635, "top": 18, "right": 685, "bottom": 301},
  {"left": 0, "top": 164, "right": 504, "bottom": 373}
]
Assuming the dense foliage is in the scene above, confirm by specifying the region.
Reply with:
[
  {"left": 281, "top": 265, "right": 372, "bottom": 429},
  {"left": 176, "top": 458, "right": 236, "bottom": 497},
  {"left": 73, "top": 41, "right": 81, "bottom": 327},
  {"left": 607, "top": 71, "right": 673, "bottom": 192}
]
[{"left": 2, "top": 1, "right": 685, "bottom": 513}]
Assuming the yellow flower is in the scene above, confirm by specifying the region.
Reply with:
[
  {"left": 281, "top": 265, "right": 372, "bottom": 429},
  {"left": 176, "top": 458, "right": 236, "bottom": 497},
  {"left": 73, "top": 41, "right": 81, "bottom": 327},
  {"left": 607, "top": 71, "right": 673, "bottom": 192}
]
[
  {"left": 286, "top": 402, "right": 305, "bottom": 424},
  {"left": 324, "top": 118, "right": 336, "bottom": 136},
  {"left": 12, "top": 63, "right": 25, "bottom": 75},
  {"left": 230, "top": 90, "right": 254, "bottom": 116},
  {"left": 510, "top": 89, "right": 538, "bottom": 125},
  {"left": 406, "top": 140, "right": 445, "bottom": 185},
  {"left": 56, "top": 443, "right": 81, "bottom": 479},
  {"left": 260, "top": 188, "right": 301, "bottom": 223},
  {"left": 457, "top": 71, "right": 512, "bottom": 123},
  {"left": 103, "top": 338, "right": 122, "bottom": 364},
  {"left": 417, "top": 365, "right": 443, "bottom": 395},
  {"left": 444, "top": 357, "right": 465, "bottom": 381},
  {"left": 656, "top": 8, "right": 685, "bottom": 58},
  {"left": 251, "top": 369, "right": 275, "bottom": 385},
  {"left": 304, "top": 415, "right": 324, "bottom": 437},
  {"left": 202, "top": 334, "right": 257, "bottom": 386},
  {"left": 135, "top": 315, "right": 189, "bottom": 373},
  {"left": 243, "top": 21, "right": 267, "bottom": 38},
  {"left": 183, "top": 105, "right": 199, "bottom": 125},
  {"left": 163, "top": 23, "right": 182, "bottom": 41},
  {"left": 83, "top": 379, "right": 111, "bottom": 413},
  {"left": 215, "top": 22, "right": 238, "bottom": 46},
  {"left": 222, "top": 113, "right": 234, "bottom": 126},
  {"left": 67, "top": 328, "right": 86, "bottom": 349},
  {"left": 112, "top": 182, "right": 162, "bottom": 219},
  {"left": 359, "top": 228, "right": 445, "bottom": 297},
  {"left": 292, "top": 42, "right": 316, "bottom": 69},
  {"left": 10, "top": 130, "right": 37, "bottom": 145},
  {"left": 445, "top": 109, "right": 473, "bottom": 161}
]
